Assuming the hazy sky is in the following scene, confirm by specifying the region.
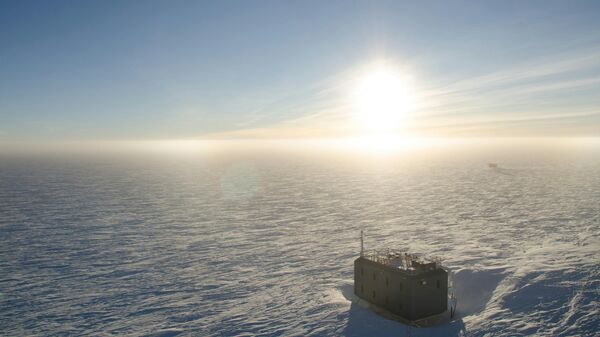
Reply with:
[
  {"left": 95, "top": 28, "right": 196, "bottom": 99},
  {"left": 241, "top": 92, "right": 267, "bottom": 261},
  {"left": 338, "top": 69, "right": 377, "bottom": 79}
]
[{"left": 1, "top": 0, "right": 600, "bottom": 141}]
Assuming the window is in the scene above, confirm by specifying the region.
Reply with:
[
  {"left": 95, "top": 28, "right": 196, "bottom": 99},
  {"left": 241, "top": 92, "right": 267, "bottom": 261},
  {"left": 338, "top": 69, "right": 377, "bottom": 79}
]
[
  {"left": 361, "top": 267, "right": 364, "bottom": 276},
  {"left": 385, "top": 277, "right": 389, "bottom": 287},
  {"left": 399, "top": 282, "right": 403, "bottom": 291},
  {"left": 361, "top": 284, "right": 364, "bottom": 293},
  {"left": 436, "top": 279, "right": 440, "bottom": 289},
  {"left": 420, "top": 279, "right": 427, "bottom": 286},
  {"left": 385, "top": 296, "right": 389, "bottom": 305},
  {"left": 373, "top": 273, "right": 376, "bottom": 281},
  {"left": 372, "top": 290, "right": 376, "bottom": 299}
]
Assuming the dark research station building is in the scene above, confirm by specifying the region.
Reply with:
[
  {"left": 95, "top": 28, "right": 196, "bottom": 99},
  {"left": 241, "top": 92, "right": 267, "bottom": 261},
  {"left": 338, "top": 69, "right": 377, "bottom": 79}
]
[{"left": 354, "top": 249, "right": 449, "bottom": 322}]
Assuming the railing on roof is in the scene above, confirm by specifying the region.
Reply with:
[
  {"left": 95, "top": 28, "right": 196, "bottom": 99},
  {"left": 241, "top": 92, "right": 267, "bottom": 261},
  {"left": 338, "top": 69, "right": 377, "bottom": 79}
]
[{"left": 361, "top": 248, "right": 444, "bottom": 273}]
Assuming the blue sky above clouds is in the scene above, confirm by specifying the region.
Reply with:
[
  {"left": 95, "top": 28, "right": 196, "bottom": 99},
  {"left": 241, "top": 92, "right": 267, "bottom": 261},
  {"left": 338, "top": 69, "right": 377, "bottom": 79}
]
[{"left": 1, "top": 0, "right": 600, "bottom": 141}]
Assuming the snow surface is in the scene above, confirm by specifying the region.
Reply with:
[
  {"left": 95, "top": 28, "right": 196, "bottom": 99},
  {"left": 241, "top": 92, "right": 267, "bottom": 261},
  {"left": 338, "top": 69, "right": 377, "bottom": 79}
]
[{"left": 1, "top": 143, "right": 599, "bottom": 336}]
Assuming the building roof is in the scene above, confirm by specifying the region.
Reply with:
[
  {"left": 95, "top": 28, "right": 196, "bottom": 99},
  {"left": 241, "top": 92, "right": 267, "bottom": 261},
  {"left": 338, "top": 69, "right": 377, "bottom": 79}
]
[{"left": 360, "top": 249, "right": 444, "bottom": 275}]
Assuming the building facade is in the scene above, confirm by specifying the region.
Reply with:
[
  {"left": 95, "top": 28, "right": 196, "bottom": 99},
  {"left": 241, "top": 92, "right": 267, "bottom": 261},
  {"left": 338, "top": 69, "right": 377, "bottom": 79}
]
[{"left": 354, "top": 253, "right": 448, "bottom": 321}]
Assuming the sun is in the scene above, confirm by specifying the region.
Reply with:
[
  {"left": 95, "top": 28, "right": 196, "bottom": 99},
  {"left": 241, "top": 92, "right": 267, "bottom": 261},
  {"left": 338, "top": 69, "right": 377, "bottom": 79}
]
[{"left": 353, "top": 65, "right": 415, "bottom": 135}]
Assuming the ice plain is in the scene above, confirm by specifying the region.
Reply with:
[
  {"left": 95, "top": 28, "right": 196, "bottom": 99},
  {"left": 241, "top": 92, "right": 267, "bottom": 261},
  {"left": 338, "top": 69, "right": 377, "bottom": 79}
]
[{"left": 0, "top": 142, "right": 599, "bottom": 336}]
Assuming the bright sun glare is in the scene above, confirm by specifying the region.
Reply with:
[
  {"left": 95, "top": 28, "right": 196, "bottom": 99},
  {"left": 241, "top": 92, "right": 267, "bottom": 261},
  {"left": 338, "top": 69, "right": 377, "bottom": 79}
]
[{"left": 353, "top": 65, "right": 416, "bottom": 135}]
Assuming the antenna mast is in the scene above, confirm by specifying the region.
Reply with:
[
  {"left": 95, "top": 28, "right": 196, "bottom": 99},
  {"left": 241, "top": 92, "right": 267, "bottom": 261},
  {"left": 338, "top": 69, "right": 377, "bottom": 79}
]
[{"left": 360, "top": 230, "right": 364, "bottom": 257}]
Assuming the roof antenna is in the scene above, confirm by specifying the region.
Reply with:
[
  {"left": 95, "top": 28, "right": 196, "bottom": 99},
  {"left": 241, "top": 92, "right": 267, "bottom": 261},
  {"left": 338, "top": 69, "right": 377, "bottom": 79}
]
[{"left": 360, "top": 230, "right": 364, "bottom": 257}]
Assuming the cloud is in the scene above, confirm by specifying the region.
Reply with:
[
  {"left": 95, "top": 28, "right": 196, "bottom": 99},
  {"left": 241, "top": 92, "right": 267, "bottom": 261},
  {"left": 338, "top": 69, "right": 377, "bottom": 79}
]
[
  {"left": 209, "top": 49, "right": 600, "bottom": 139},
  {"left": 427, "top": 49, "right": 600, "bottom": 97}
]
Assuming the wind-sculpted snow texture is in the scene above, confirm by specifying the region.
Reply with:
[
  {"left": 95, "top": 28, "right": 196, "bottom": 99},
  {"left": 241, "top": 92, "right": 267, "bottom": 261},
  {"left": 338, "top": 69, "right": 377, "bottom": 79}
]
[{"left": 1, "top": 145, "right": 599, "bottom": 336}]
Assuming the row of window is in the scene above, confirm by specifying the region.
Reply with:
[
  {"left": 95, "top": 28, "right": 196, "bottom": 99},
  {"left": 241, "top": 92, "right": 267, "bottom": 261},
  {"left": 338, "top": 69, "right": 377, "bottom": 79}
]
[
  {"left": 359, "top": 285, "right": 403, "bottom": 309},
  {"left": 360, "top": 267, "right": 441, "bottom": 289},
  {"left": 361, "top": 268, "right": 398, "bottom": 288}
]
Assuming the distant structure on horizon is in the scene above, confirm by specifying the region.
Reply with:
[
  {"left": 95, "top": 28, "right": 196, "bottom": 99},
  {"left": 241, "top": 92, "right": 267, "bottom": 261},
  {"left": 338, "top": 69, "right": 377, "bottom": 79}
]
[
  {"left": 488, "top": 162, "right": 498, "bottom": 169},
  {"left": 354, "top": 231, "right": 453, "bottom": 323}
]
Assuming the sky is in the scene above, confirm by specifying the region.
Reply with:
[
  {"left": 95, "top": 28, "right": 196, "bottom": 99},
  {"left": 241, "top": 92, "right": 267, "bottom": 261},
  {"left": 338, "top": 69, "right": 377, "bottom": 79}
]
[{"left": 1, "top": 0, "right": 600, "bottom": 142}]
